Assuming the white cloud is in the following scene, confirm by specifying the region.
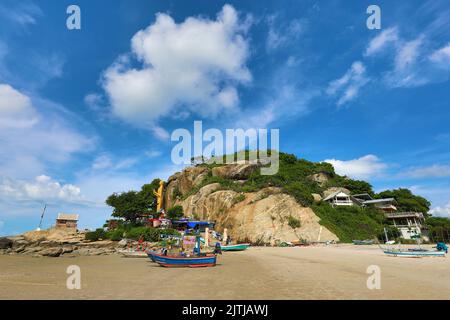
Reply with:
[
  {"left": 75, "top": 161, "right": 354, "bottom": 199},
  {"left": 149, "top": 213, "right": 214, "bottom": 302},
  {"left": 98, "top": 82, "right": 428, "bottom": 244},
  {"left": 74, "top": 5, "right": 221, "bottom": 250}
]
[
  {"left": 266, "top": 16, "right": 306, "bottom": 51},
  {"left": 383, "top": 36, "right": 428, "bottom": 88},
  {"left": 145, "top": 150, "right": 162, "bottom": 158},
  {"left": 365, "top": 26, "right": 450, "bottom": 88},
  {"left": 365, "top": 27, "right": 399, "bottom": 56},
  {"left": 0, "top": 84, "right": 94, "bottom": 178},
  {"left": 235, "top": 83, "right": 318, "bottom": 129},
  {"left": 74, "top": 162, "right": 185, "bottom": 208},
  {"left": 429, "top": 42, "right": 450, "bottom": 69},
  {"left": 151, "top": 126, "right": 170, "bottom": 141},
  {"left": 92, "top": 154, "right": 138, "bottom": 171},
  {"left": 92, "top": 155, "right": 113, "bottom": 170},
  {"left": 324, "top": 154, "right": 387, "bottom": 180},
  {"left": 430, "top": 202, "right": 450, "bottom": 217},
  {"left": 84, "top": 93, "right": 103, "bottom": 110},
  {"left": 32, "top": 53, "right": 64, "bottom": 80},
  {"left": 0, "top": 2, "right": 42, "bottom": 27},
  {"left": 394, "top": 37, "right": 424, "bottom": 71},
  {"left": 0, "top": 84, "right": 38, "bottom": 128},
  {"left": 102, "top": 5, "right": 251, "bottom": 127},
  {"left": 402, "top": 164, "right": 450, "bottom": 179},
  {"left": 0, "top": 175, "right": 88, "bottom": 205},
  {"left": 326, "top": 61, "right": 370, "bottom": 106}
]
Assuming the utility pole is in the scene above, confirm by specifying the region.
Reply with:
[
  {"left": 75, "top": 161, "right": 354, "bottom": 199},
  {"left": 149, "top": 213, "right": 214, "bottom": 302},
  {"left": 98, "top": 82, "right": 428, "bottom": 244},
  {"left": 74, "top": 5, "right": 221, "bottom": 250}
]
[{"left": 37, "top": 204, "right": 47, "bottom": 231}]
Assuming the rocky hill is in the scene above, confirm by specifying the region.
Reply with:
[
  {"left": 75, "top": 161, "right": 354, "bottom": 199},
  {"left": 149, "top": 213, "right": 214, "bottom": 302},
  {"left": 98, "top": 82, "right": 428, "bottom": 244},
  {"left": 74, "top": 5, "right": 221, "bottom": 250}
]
[
  {"left": 164, "top": 161, "right": 338, "bottom": 244},
  {"left": 162, "top": 152, "right": 433, "bottom": 244}
]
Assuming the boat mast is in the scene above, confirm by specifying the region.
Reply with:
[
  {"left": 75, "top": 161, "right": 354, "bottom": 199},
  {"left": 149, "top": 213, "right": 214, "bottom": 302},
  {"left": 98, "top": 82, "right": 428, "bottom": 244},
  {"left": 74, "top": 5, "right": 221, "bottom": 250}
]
[{"left": 37, "top": 204, "right": 47, "bottom": 231}]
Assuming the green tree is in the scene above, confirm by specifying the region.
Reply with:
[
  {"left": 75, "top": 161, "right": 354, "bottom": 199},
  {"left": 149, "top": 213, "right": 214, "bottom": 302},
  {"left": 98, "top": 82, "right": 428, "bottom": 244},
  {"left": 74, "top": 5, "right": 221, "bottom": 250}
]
[
  {"left": 377, "top": 188, "right": 431, "bottom": 215},
  {"left": 329, "top": 176, "right": 374, "bottom": 195},
  {"left": 139, "top": 179, "right": 161, "bottom": 208},
  {"left": 425, "top": 217, "right": 450, "bottom": 242},
  {"left": 167, "top": 205, "right": 184, "bottom": 220},
  {"left": 105, "top": 179, "right": 161, "bottom": 223},
  {"left": 106, "top": 191, "right": 146, "bottom": 223}
]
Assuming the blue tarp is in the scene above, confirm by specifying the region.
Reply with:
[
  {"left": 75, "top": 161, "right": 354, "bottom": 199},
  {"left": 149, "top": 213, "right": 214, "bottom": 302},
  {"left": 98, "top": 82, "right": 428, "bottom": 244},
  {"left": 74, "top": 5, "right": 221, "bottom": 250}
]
[
  {"left": 172, "top": 219, "right": 214, "bottom": 229},
  {"left": 187, "top": 221, "right": 212, "bottom": 228}
]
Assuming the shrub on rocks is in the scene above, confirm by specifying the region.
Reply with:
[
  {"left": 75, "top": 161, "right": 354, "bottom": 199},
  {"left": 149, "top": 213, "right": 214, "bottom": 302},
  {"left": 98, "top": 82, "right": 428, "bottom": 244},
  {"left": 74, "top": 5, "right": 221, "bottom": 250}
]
[{"left": 85, "top": 228, "right": 107, "bottom": 241}]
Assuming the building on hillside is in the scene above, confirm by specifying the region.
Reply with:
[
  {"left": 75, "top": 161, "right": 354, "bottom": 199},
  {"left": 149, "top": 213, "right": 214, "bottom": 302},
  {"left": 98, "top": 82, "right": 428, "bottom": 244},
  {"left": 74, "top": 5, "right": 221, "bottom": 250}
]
[
  {"left": 362, "top": 198, "right": 397, "bottom": 212},
  {"left": 324, "top": 191, "right": 398, "bottom": 212},
  {"left": 55, "top": 213, "right": 79, "bottom": 229},
  {"left": 385, "top": 211, "right": 427, "bottom": 240},
  {"left": 352, "top": 193, "right": 397, "bottom": 212},
  {"left": 351, "top": 193, "right": 373, "bottom": 203},
  {"left": 323, "top": 191, "right": 354, "bottom": 207},
  {"left": 323, "top": 191, "right": 428, "bottom": 240}
]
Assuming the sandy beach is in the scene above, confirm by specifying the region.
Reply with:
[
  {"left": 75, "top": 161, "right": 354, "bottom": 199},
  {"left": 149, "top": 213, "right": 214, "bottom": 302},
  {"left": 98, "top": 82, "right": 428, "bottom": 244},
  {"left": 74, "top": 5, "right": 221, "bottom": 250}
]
[{"left": 1, "top": 245, "right": 449, "bottom": 300}]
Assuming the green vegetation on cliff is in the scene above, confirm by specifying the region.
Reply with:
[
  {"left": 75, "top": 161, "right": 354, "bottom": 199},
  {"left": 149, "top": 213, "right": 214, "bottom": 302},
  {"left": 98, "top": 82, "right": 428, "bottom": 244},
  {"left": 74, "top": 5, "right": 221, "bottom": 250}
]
[
  {"left": 195, "top": 151, "right": 442, "bottom": 242},
  {"left": 103, "top": 151, "right": 448, "bottom": 243}
]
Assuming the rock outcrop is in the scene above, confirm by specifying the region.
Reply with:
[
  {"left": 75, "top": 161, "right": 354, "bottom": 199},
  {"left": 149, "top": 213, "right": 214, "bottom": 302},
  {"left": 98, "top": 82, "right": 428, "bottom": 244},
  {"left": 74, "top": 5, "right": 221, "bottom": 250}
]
[
  {"left": 164, "top": 166, "right": 210, "bottom": 209},
  {"left": 164, "top": 165, "right": 338, "bottom": 244},
  {"left": 307, "top": 172, "right": 332, "bottom": 187},
  {"left": 211, "top": 163, "right": 260, "bottom": 180},
  {"left": 1, "top": 229, "right": 120, "bottom": 258}
]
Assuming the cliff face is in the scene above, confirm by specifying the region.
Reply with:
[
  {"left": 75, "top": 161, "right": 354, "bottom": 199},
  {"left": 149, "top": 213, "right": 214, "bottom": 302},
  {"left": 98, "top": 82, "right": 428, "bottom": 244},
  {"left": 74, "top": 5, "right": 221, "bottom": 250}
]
[{"left": 164, "top": 164, "right": 338, "bottom": 244}]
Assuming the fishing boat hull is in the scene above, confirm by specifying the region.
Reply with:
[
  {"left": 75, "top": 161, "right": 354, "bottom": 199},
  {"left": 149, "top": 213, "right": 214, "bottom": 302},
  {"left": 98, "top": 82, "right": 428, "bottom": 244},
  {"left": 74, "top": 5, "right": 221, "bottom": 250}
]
[
  {"left": 147, "top": 251, "right": 157, "bottom": 262},
  {"left": 221, "top": 243, "right": 250, "bottom": 251},
  {"left": 352, "top": 240, "right": 374, "bottom": 245},
  {"left": 383, "top": 250, "right": 446, "bottom": 257},
  {"left": 148, "top": 252, "right": 217, "bottom": 267}
]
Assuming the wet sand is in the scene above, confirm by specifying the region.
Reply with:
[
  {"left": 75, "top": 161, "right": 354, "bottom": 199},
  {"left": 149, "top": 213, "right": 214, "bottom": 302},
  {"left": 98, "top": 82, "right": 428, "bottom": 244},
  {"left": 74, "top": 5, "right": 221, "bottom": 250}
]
[{"left": 1, "top": 245, "right": 449, "bottom": 299}]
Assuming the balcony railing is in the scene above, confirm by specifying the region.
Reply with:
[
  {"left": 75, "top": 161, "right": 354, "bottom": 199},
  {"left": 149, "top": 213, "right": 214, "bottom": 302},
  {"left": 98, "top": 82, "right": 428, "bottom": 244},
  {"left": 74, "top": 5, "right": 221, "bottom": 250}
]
[
  {"left": 385, "top": 212, "right": 424, "bottom": 219},
  {"left": 332, "top": 199, "right": 353, "bottom": 205}
]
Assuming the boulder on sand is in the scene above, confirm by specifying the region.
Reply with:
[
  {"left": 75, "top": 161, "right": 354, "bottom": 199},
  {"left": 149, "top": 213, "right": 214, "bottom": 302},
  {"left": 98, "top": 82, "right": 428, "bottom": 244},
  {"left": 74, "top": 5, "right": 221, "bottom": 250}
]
[
  {"left": 40, "top": 247, "right": 63, "bottom": 257},
  {"left": 118, "top": 239, "right": 129, "bottom": 247}
]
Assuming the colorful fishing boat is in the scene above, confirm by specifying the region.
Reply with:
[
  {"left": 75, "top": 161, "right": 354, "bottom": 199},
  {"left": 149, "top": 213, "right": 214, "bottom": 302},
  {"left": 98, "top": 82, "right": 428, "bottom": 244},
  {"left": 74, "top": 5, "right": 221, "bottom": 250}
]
[
  {"left": 221, "top": 243, "right": 250, "bottom": 251},
  {"left": 147, "top": 235, "right": 220, "bottom": 267},
  {"left": 352, "top": 240, "right": 374, "bottom": 245},
  {"left": 147, "top": 250, "right": 158, "bottom": 262},
  {"left": 148, "top": 252, "right": 217, "bottom": 267}
]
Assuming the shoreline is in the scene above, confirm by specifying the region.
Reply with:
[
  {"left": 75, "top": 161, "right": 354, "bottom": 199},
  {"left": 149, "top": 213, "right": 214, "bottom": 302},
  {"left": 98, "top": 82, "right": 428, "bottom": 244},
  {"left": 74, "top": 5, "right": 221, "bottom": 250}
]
[{"left": 1, "top": 245, "right": 449, "bottom": 300}]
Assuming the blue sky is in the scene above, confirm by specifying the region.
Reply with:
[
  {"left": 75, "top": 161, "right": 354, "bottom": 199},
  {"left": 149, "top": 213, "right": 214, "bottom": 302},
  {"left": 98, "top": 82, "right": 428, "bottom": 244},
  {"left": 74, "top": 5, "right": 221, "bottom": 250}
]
[{"left": 1, "top": 0, "right": 450, "bottom": 235}]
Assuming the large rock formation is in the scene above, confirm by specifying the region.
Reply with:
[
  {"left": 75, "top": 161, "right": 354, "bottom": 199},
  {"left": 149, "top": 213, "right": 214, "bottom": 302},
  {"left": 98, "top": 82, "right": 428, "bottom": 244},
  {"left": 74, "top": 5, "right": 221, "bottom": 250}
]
[
  {"left": 211, "top": 163, "right": 260, "bottom": 180},
  {"left": 164, "top": 166, "right": 210, "bottom": 209},
  {"left": 164, "top": 165, "right": 338, "bottom": 244},
  {"left": 1, "top": 228, "right": 120, "bottom": 257}
]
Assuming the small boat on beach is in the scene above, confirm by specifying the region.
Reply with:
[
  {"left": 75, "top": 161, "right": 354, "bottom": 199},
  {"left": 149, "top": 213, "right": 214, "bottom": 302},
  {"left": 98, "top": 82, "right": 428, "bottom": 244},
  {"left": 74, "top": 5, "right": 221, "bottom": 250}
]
[
  {"left": 352, "top": 240, "right": 374, "bottom": 245},
  {"left": 147, "top": 251, "right": 217, "bottom": 267},
  {"left": 147, "top": 234, "right": 220, "bottom": 267},
  {"left": 383, "top": 249, "right": 446, "bottom": 257},
  {"left": 221, "top": 243, "right": 250, "bottom": 251}
]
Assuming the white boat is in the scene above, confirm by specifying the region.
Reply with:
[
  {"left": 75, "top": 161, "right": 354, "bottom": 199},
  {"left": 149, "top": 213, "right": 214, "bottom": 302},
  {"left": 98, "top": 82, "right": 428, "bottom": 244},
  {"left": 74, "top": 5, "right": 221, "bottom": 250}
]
[{"left": 383, "top": 249, "right": 445, "bottom": 258}]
